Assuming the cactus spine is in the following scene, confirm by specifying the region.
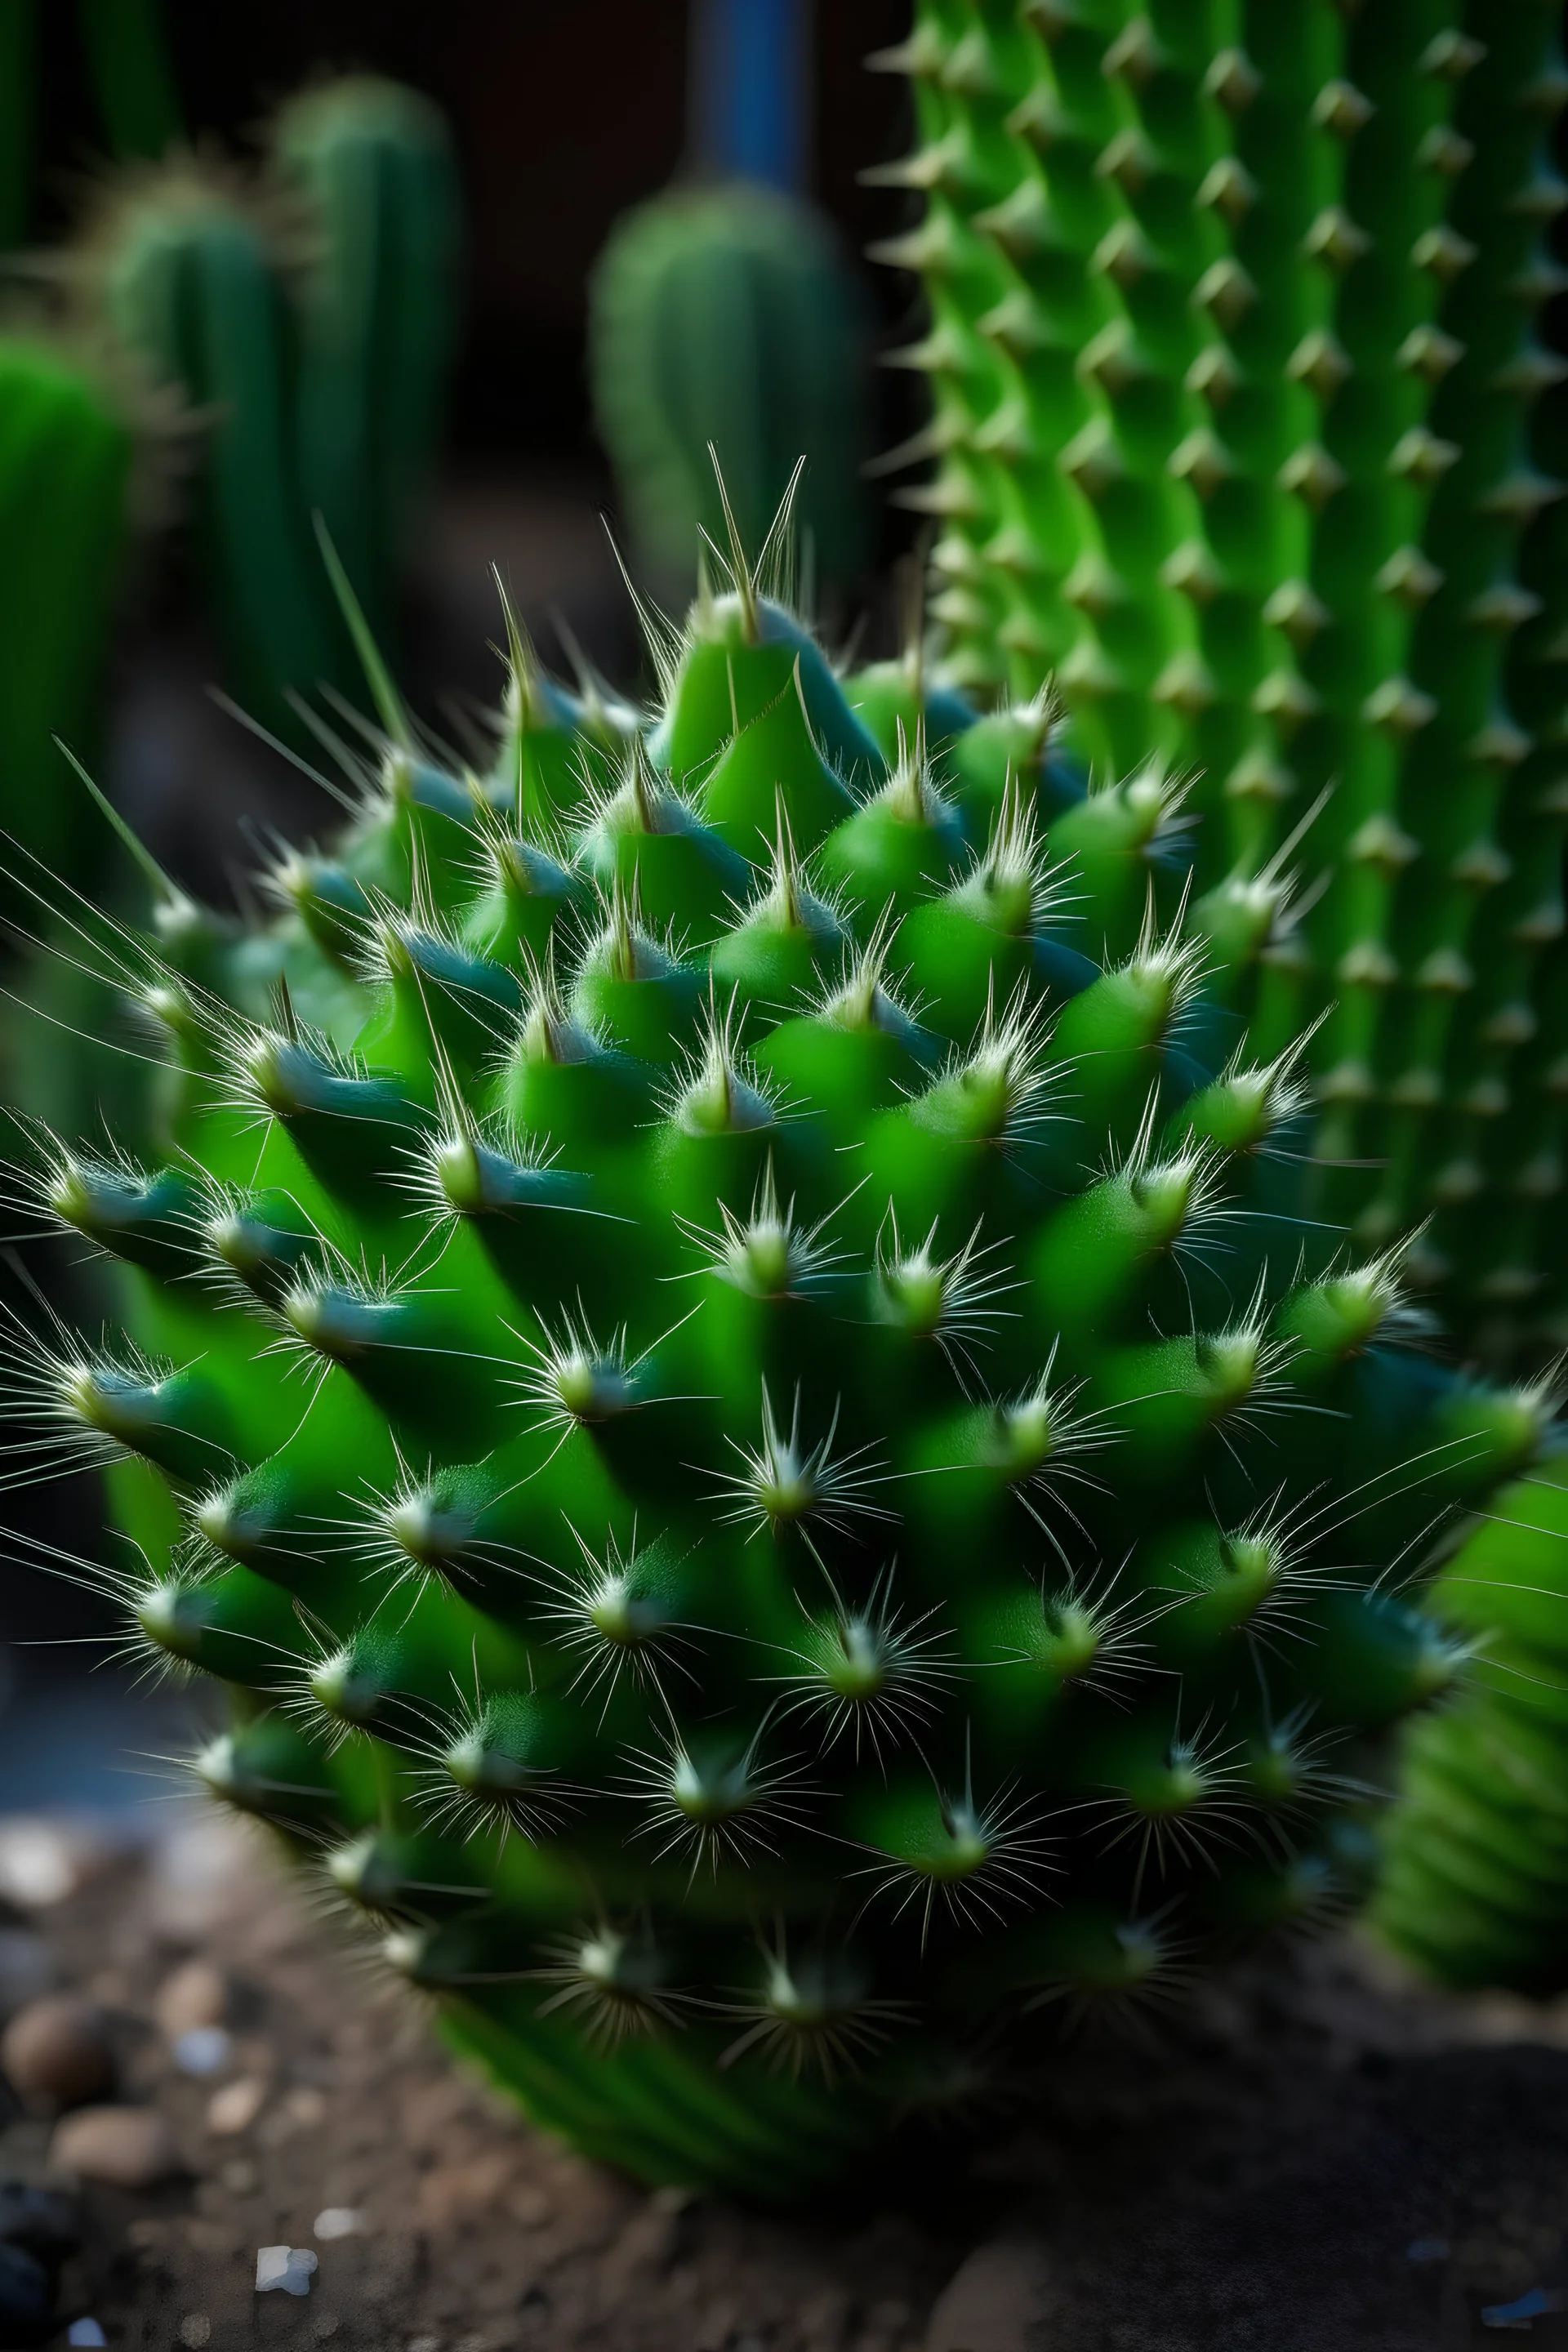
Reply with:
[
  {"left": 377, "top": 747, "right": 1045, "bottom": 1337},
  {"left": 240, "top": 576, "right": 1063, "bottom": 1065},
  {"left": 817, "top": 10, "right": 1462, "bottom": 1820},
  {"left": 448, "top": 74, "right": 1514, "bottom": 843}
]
[
  {"left": 871, "top": 0, "right": 1568, "bottom": 1357},
  {"left": 13, "top": 498, "right": 1552, "bottom": 2194}
]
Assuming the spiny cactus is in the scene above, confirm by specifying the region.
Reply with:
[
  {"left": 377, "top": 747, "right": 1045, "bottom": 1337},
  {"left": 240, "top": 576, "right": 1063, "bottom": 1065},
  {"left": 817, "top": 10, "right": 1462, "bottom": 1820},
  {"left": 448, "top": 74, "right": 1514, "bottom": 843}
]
[
  {"left": 869, "top": 1, "right": 1568, "bottom": 1360},
  {"left": 590, "top": 182, "right": 869, "bottom": 592},
  {"left": 11, "top": 503, "right": 1553, "bottom": 2194},
  {"left": 1374, "top": 1460, "right": 1568, "bottom": 1994},
  {"left": 72, "top": 74, "right": 458, "bottom": 733}
]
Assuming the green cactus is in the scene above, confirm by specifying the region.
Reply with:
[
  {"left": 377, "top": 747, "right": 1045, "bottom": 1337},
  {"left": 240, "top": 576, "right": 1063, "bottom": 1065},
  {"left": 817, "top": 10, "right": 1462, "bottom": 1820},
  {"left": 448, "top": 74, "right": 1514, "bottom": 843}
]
[
  {"left": 1374, "top": 1460, "right": 1568, "bottom": 1994},
  {"left": 269, "top": 77, "right": 460, "bottom": 653},
  {"left": 868, "top": 0, "right": 1568, "bottom": 1361},
  {"left": 12, "top": 508, "right": 1552, "bottom": 2195},
  {"left": 74, "top": 74, "right": 458, "bottom": 734},
  {"left": 0, "top": 327, "right": 131, "bottom": 885},
  {"left": 590, "top": 182, "right": 869, "bottom": 591}
]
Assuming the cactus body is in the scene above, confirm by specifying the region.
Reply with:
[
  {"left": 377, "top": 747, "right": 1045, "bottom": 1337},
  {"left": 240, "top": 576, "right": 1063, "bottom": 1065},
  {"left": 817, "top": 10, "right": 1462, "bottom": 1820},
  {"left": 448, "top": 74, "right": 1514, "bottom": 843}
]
[
  {"left": 270, "top": 78, "right": 459, "bottom": 653},
  {"left": 0, "top": 330, "right": 130, "bottom": 882},
  {"left": 873, "top": 0, "right": 1568, "bottom": 1357},
  {"left": 19, "top": 537, "right": 1551, "bottom": 2194},
  {"left": 591, "top": 183, "right": 869, "bottom": 590},
  {"left": 77, "top": 77, "right": 458, "bottom": 731},
  {"left": 1375, "top": 1458, "right": 1568, "bottom": 1993}
]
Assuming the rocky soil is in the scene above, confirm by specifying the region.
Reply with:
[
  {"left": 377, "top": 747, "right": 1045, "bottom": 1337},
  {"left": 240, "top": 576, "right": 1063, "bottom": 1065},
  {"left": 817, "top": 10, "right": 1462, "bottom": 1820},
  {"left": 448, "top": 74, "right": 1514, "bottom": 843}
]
[{"left": 0, "top": 1810, "right": 1566, "bottom": 2351}]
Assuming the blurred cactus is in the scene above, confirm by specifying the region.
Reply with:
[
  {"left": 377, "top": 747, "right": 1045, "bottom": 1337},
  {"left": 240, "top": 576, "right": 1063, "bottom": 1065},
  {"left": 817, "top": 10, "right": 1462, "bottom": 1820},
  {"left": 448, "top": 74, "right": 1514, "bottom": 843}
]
[
  {"left": 1376, "top": 1462, "right": 1568, "bottom": 1994},
  {"left": 75, "top": 76, "right": 460, "bottom": 733},
  {"left": 74, "top": 0, "right": 181, "bottom": 166},
  {"left": 270, "top": 77, "right": 461, "bottom": 652},
  {"left": 871, "top": 0, "right": 1568, "bottom": 1361},
  {"left": 0, "top": 327, "right": 131, "bottom": 884},
  {"left": 591, "top": 182, "right": 869, "bottom": 595}
]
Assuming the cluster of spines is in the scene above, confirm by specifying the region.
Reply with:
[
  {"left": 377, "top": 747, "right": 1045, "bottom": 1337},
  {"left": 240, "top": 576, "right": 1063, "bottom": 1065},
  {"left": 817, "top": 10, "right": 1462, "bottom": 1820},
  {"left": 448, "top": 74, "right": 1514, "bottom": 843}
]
[
  {"left": 4, "top": 524, "right": 1552, "bottom": 2191},
  {"left": 870, "top": 0, "right": 1568, "bottom": 1352}
]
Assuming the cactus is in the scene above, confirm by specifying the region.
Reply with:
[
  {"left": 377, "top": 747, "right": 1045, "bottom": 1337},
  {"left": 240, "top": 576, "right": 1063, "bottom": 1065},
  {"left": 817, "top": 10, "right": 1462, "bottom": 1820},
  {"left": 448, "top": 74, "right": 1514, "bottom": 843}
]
[
  {"left": 12, "top": 504, "right": 1553, "bottom": 2196},
  {"left": 74, "top": 75, "right": 458, "bottom": 733},
  {"left": 1374, "top": 1461, "right": 1568, "bottom": 1994},
  {"left": 0, "top": 327, "right": 131, "bottom": 886},
  {"left": 590, "top": 182, "right": 869, "bottom": 593},
  {"left": 269, "top": 77, "right": 460, "bottom": 653},
  {"left": 869, "top": 1, "right": 1568, "bottom": 1360}
]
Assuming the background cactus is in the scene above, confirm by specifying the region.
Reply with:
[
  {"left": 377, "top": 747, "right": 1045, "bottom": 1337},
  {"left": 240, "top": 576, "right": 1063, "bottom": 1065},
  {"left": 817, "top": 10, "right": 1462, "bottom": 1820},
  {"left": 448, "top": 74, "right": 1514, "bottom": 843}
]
[
  {"left": 590, "top": 182, "right": 870, "bottom": 597},
  {"left": 74, "top": 74, "right": 459, "bottom": 736},
  {"left": 870, "top": 0, "right": 1568, "bottom": 1363},
  {"left": 8, "top": 501, "right": 1550, "bottom": 2194},
  {"left": 1374, "top": 1463, "right": 1568, "bottom": 1994},
  {"left": 0, "top": 326, "right": 132, "bottom": 888}
]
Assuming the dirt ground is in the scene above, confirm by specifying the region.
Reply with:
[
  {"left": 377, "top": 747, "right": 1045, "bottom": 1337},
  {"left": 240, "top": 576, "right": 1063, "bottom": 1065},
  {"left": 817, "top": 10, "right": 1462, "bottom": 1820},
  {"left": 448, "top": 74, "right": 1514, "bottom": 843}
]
[{"left": 2, "top": 1809, "right": 1567, "bottom": 2352}]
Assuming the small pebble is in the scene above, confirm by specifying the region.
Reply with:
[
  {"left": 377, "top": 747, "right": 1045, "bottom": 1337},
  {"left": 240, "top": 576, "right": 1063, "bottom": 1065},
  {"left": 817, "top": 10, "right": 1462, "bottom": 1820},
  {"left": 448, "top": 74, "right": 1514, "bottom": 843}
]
[
  {"left": 0, "top": 1930, "right": 56, "bottom": 2023},
  {"left": 66, "top": 2324, "right": 106, "bottom": 2349},
  {"left": 155, "top": 1960, "right": 229, "bottom": 2040},
  {"left": 924, "top": 2238, "right": 1057, "bottom": 2352},
  {"left": 173, "top": 2027, "right": 232, "bottom": 2078},
  {"left": 178, "top": 2316, "right": 212, "bottom": 2349},
  {"left": 314, "top": 2319, "right": 340, "bottom": 2342},
  {"left": 1, "top": 1995, "right": 114, "bottom": 2112},
  {"left": 314, "top": 2207, "right": 364, "bottom": 2241},
  {"left": 51, "top": 2105, "right": 182, "bottom": 2189},
  {"left": 207, "top": 2075, "right": 268, "bottom": 2136},
  {"left": 0, "top": 1822, "right": 97, "bottom": 1911},
  {"left": 407, "top": 2336, "right": 441, "bottom": 2352},
  {"left": 256, "top": 2243, "right": 318, "bottom": 2296}
]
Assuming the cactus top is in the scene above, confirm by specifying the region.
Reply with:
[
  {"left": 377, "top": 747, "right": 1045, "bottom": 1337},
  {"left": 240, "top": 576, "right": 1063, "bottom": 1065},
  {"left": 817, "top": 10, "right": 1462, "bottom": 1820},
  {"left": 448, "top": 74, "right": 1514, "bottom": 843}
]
[{"left": 16, "top": 519, "right": 1553, "bottom": 2191}]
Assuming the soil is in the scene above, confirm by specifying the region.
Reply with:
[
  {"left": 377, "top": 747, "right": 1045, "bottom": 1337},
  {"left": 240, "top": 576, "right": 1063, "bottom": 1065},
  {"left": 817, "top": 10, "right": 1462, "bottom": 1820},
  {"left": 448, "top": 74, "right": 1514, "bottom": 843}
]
[{"left": 2, "top": 1810, "right": 1568, "bottom": 2352}]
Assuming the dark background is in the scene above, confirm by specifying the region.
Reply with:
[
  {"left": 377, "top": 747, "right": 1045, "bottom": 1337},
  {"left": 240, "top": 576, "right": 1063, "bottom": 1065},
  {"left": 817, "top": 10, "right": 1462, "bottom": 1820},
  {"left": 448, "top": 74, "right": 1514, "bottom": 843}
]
[{"left": 29, "top": 0, "right": 924, "bottom": 472}]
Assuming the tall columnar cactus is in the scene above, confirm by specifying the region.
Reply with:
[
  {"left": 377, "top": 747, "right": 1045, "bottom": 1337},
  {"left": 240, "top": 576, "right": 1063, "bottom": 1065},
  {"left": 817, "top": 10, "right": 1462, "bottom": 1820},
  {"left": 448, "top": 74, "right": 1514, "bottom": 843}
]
[
  {"left": 269, "top": 78, "right": 460, "bottom": 654},
  {"left": 590, "top": 183, "right": 869, "bottom": 592},
  {"left": 870, "top": 1, "right": 1568, "bottom": 1359},
  {"left": 0, "top": 328, "right": 131, "bottom": 885},
  {"left": 1374, "top": 1462, "right": 1568, "bottom": 1994},
  {"left": 12, "top": 519, "right": 1552, "bottom": 2194},
  {"left": 74, "top": 76, "right": 458, "bottom": 733}
]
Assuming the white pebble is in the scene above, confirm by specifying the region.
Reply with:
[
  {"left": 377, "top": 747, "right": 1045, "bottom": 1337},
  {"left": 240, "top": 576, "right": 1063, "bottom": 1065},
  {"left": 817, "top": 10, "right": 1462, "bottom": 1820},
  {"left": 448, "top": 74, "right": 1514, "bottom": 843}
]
[
  {"left": 178, "top": 2319, "right": 212, "bottom": 2350},
  {"left": 68, "top": 2325, "right": 107, "bottom": 2349},
  {"left": 256, "top": 2244, "right": 318, "bottom": 2296},
  {"left": 0, "top": 1821, "right": 88, "bottom": 1909},
  {"left": 174, "top": 2026, "right": 232, "bottom": 2078},
  {"left": 314, "top": 2207, "right": 364, "bottom": 2241},
  {"left": 207, "top": 2075, "right": 268, "bottom": 2135}
]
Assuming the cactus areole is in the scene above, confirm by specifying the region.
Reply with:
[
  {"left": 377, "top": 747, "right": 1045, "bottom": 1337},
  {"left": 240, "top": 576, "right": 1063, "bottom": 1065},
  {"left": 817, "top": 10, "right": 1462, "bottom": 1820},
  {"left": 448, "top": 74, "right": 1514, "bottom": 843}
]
[{"left": 17, "top": 500, "right": 1552, "bottom": 2196}]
